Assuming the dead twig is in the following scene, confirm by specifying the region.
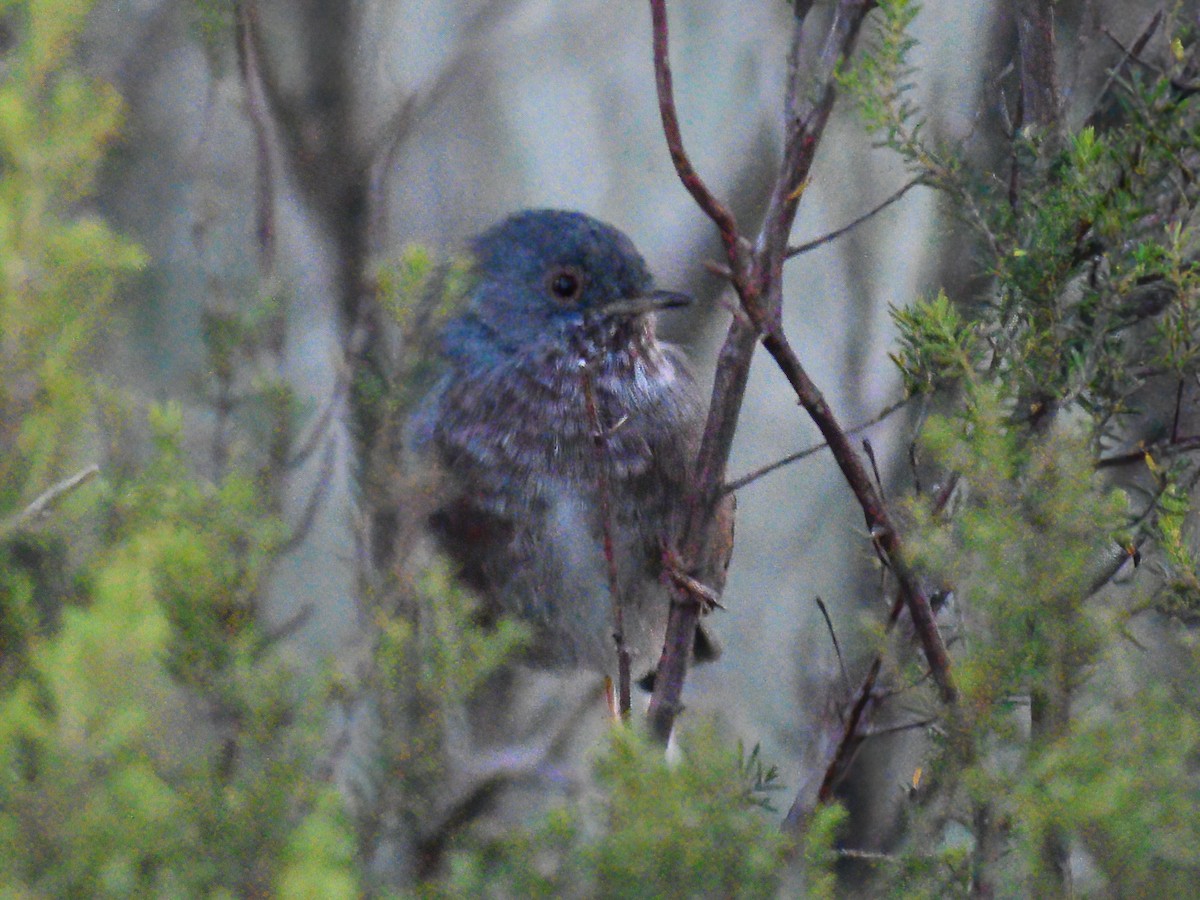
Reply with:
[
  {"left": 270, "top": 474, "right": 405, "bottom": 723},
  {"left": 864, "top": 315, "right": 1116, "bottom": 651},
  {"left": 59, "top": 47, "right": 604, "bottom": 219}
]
[
  {"left": 724, "top": 397, "right": 910, "bottom": 494},
  {"left": 814, "top": 597, "right": 852, "bottom": 700},
  {"left": 2, "top": 464, "right": 100, "bottom": 537},
  {"left": 786, "top": 178, "right": 925, "bottom": 258}
]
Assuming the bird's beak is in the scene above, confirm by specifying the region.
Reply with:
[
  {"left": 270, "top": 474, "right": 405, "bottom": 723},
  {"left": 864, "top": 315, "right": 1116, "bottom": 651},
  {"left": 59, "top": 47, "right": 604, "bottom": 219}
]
[{"left": 604, "top": 289, "right": 692, "bottom": 317}]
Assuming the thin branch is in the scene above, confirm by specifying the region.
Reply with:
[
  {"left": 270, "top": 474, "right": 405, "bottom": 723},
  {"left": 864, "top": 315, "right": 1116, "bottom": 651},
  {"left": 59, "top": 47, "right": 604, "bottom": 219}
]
[
  {"left": 757, "top": 327, "right": 954, "bottom": 705},
  {"left": 724, "top": 397, "right": 910, "bottom": 494},
  {"left": 581, "top": 361, "right": 632, "bottom": 718},
  {"left": 648, "top": 0, "right": 746, "bottom": 273},
  {"left": 786, "top": 178, "right": 925, "bottom": 258},
  {"left": 365, "top": 0, "right": 524, "bottom": 251},
  {"left": 277, "top": 437, "right": 337, "bottom": 557},
  {"left": 287, "top": 378, "right": 345, "bottom": 470},
  {"left": 863, "top": 438, "right": 885, "bottom": 500},
  {"left": 1099, "top": 18, "right": 1200, "bottom": 100},
  {"left": 262, "top": 603, "right": 315, "bottom": 645},
  {"left": 233, "top": 0, "right": 277, "bottom": 269},
  {"left": 2, "top": 465, "right": 100, "bottom": 537},
  {"left": 1085, "top": 11, "right": 1162, "bottom": 129},
  {"left": 862, "top": 716, "right": 937, "bottom": 739},
  {"left": 815, "top": 597, "right": 852, "bottom": 699},
  {"left": 646, "top": 0, "right": 957, "bottom": 754},
  {"left": 1097, "top": 434, "right": 1200, "bottom": 469}
]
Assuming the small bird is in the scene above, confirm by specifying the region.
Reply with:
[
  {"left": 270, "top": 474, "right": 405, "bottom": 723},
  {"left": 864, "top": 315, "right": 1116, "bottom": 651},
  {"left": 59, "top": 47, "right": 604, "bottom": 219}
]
[{"left": 414, "top": 209, "right": 727, "bottom": 678}]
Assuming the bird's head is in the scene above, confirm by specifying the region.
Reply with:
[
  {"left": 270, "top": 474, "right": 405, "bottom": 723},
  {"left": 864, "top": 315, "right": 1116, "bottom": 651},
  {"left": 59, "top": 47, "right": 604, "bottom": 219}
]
[{"left": 461, "top": 209, "right": 689, "bottom": 354}]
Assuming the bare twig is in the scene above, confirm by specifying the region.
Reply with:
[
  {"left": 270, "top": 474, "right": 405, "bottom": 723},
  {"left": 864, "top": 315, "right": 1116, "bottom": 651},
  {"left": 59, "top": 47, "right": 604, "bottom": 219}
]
[
  {"left": 724, "top": 397, "right": 910, "bottom": 494},
  {"left": 1098, "top": 16, "right": 1200, "bottom": 101},
  {"left": 863, "top": 438, "right": 885, "bottom": 500},
  {"left": 815, "top": 597, "right": 852, "bottom": 699},
  {"left": 1086, "top": 11, "right": 1162, "bottom": 129},
  {"left": 863, "top": 716, "right": 938, "bottom": 739},
  {"left": 757, "top": 325, "right": 955, "bottom": 706},
  {"left": 262, "top": 604, "right": 315, "bottom": 645},
  {"left": 648, "top": 0, "right": 746, "bottom": 275},
  {"left": 233, "top": 1, "right": 277, "bottom": 269},
  {"left": 3, "top": 465, "right": 100, "bottom": 537},
  {"left": 365, "top": 0, "right": 524, "bottom": 250},
  {"left": 786, "top": 178, "right": 925, "bottom": 258},
  {"left": 277, "top": 437, "right": 337, "bottom": 557},
  {"left": 287, "top": 379, "right": 346, "bottom": 470},
  {"left": 648, "top": 0, "right": 957, "bottom": 761},
  {"left": 1097, "top": 434, "right": 1200, "bottom": 468},
  {"left": 645, "top": 0, "right": 760, "bottom": 745}
]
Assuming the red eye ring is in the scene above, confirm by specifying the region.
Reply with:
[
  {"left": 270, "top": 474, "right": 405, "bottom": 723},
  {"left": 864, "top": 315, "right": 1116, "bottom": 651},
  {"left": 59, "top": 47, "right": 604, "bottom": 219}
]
[{"left": 546, "top": 266, "right": 584, "bottom": 303}]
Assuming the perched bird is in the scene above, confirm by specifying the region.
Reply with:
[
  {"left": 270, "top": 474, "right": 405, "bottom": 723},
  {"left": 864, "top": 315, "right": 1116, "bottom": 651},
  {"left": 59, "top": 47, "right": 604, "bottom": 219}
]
[{"left": 414, "top": 209, "right": 727, "bottom": 678}]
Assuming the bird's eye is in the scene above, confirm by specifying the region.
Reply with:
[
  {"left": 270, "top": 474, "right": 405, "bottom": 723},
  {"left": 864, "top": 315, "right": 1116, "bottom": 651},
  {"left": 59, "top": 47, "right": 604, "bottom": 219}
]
[{"left": 546, "top": 267, "right": 583, "bottom": 304}]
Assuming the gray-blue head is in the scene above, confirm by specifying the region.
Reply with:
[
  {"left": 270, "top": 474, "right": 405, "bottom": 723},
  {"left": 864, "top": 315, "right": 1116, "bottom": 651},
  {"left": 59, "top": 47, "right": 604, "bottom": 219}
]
[{"left": 447, "top": 209, "right": 689, "bottom": 361}]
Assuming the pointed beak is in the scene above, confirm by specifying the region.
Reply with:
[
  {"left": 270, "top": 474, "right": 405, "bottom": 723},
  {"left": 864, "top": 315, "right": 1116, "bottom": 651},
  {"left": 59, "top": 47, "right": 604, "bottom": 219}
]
[{"left": 604, "top": 289, "right": 692, "bottom": 317}]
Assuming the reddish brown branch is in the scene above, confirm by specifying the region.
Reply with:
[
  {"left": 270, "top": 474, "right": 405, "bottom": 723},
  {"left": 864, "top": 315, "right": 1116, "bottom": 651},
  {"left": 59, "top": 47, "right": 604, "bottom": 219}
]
[
  {"left": 648, "top": 0, "right": 746, "bottom": 276},
  {"left": 785, "top": 476, "right": 964, "bottom": 829},
  {"left": 647, "top": 0, "right": 959, "bottom": 826},
  {"left": 786, "top": 178, "right": 925, "bottom": 258},
  {"left": 725, "top": 397, "right": 910, "bottom": 494},
  {"left": 649, "top": 316, "right": 758, "bottom": 742},
  {"left": 646, "top": 0, "right": 953, "bottom": 748},
  {"left": 758, "top": 328, "right": 954, "bottom": 703}
]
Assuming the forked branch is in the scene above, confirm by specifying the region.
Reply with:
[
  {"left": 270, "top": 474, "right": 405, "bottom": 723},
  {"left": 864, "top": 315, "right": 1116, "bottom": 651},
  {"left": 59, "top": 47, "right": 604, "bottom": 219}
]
[{"left": 646, "top": 0, "right": 956, "bottom": 784}]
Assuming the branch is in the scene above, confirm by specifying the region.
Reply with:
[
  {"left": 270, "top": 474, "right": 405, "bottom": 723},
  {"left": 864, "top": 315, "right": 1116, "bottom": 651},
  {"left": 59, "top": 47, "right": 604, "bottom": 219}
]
[
  {"left": 1, "top": 465, "right": 100, "bottom": 538},
  {"left": 1097, "top": 434, "right": 1200, "bottom": 469},
  {"left": 646, "top": 0, "right": 957, "bottom": 749},
  {"left": 786, "top": 178, "right": 925, "bottom": 258},
  {"left": 233, "top": 0, "right": 277, "bottom": 269},
  {"left": 581, "top": 362, "right": 632, "bottom": 718},
  {"left": 1086, "top": 11, "right": 1162, "bottom": 129},
  {"left": 724, "top": 396, "right": 910, "bottom": 494},
  {"left": 277, "top": 437, "right": 337, "bottom": 557},
  {"left": 646, "top": 0, "right": 765, "bottom": 745},
  {"left": 759, "top": 327, "right": 955, "bottom": 706},
  {"left": 648, "top": 0, "right": 746, "bottom": 274},
  {"left": 1015, "top": 0, "right": 1062, "bottom": 146}
]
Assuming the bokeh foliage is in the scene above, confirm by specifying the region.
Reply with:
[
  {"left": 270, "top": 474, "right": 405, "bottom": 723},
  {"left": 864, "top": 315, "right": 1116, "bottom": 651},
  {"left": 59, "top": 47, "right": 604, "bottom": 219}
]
[{"left": 0, "top": 2, "right": 356, "bottom": 894}]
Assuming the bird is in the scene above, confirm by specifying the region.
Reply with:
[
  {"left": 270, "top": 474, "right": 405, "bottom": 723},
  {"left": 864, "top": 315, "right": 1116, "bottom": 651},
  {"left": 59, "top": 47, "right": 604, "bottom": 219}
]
[{"left": 413, "top": 209, "right": 728, "bottom": 680}]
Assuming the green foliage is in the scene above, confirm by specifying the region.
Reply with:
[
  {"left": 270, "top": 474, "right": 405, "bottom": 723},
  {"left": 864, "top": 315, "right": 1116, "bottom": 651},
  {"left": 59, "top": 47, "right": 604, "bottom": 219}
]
[
  {"left": 1154, "top": 480, "right": 1200, "bottom": 618},
  {"left": 890, "top": 290, "right": 984, "bottom": 396},
  {"left": 1015, "top": 688, "right": 1200, "bottom": 895},
  {"left": 375, "top": 243, "right": 474, "bottom": 408},
  {"left": 2, "top": 408, "right": 361, "bottom": 893},
  {"left": 431, "top": 721, "right": 792, "bottom": 899},
  {"left": 366, "top": 557, "right": 529, "bottom": 820},
  {"left": 0, "top": 0, "right": 146, "bottom": 510},
  {"left": 878, "top": 390, "right": 1182, "bottom": 895},
  {"left": 873, "top": 10, "right": 1200, "bottom": 430},
  {"left": 0, "top": 2, "right": 358, "bottom": 894},
  {"left": 801, "top": 802, "right": 848, "bottom": 900},
  {"left": 0, "top": 424, "right": 358, "bottom": 895},
  {"left": 907, "top": 390, "right": 1127, "bottom": 719},
  {"left": 837, "top": 0, "right": 923, "bottom": 157},
  {"left": 868, "top": 13, "right": 1200, "bottom": 888}
]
